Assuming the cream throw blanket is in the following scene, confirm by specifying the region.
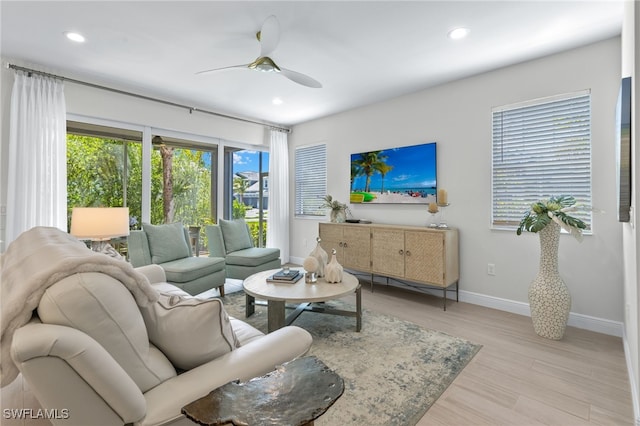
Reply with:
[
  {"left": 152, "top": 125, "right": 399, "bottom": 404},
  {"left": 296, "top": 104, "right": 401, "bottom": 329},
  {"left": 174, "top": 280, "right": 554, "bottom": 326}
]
[{"left": 0, "top": 227, "right": 159, "bottom": 387}]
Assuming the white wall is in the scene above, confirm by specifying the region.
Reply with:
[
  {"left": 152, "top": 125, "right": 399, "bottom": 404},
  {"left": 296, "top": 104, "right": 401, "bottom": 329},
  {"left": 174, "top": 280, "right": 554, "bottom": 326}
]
[
  {"left": 290, "top": 37, "right": 624, "bottom": 327},
  {"left": 62, "top": 83, "right": 268, "bottom": 147},
  {"left": 0, "top": 58, "right": 271, "bottom": 249}
]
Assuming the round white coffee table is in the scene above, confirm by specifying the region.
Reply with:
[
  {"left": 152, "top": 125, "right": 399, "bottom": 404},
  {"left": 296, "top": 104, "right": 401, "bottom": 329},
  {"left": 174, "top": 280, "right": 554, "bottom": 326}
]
[{"left": 243, "top": 268, "right": 362, "bottom": 333}]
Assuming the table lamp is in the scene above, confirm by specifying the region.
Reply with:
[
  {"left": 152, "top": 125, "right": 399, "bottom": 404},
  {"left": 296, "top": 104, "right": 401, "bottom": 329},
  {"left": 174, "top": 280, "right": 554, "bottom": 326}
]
[{"left": 70, "top": 207, "right": 130, "bottom": 251}]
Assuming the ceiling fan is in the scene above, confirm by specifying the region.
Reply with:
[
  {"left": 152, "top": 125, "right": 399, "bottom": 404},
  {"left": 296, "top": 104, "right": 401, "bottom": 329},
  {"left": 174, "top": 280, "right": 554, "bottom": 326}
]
[{"left": 196, "top": 15, "right": 322, "bottom": 89}]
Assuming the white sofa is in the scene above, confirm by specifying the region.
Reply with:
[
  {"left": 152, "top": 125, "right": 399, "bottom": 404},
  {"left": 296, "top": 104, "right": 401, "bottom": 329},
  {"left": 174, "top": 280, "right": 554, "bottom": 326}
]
[{"left": 9, "top": 262, "right": 312, "bottom": 426}]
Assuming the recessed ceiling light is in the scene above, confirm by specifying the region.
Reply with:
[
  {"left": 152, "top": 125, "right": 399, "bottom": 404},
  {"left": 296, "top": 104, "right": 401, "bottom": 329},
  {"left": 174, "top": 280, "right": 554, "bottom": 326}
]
[
  {"left": 448, "top": 27, "right": 470, "bottom": 40},
  {"left": 272, "top": 97, "right": 283, "bottom": 106},
  {"left": 64, "top": 31, "right": 85, "bottom": 43}
]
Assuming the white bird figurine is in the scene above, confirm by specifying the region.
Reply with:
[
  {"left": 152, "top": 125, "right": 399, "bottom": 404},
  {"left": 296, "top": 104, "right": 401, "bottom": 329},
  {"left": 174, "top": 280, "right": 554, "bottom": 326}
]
[{"left": 325, "top": 249, "right": 343, "bottom": 283}]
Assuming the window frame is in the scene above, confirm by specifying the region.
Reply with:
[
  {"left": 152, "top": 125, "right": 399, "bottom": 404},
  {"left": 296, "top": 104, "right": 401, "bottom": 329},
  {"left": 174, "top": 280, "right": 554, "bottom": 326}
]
[{"left": 491, "top": 90, "right": 593, "bottom": 232}]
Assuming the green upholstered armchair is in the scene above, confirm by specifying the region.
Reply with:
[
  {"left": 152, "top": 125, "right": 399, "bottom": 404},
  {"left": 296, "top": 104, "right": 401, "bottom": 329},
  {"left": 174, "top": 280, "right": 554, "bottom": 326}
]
[
  {"left": 206, "top": 219, "right": 281, "bottom": 280},
  {"left": 128, "top": 222, "right": 226, "bottom": 296}
]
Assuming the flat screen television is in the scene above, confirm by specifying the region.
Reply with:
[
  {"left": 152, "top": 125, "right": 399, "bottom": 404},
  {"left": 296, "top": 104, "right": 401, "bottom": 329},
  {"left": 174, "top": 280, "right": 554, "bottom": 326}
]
[
  {"left": 616, "top": 77, "right": 632, "bottom": 222},
  {"left": 350, "top": 142, "right": 437, "bottom": 204}
]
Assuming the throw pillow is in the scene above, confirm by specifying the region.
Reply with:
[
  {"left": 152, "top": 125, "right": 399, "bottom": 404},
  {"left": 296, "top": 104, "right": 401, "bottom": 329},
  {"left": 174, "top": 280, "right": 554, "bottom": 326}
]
[
  {"left": 140, "top": 293, "right": 240, "bottom": 370},
  {"left": 219, "top": 219, "right": 253, "bottom": 253},
  {"left": 143, "top": 222, "right": 190, "bottom": 264}
]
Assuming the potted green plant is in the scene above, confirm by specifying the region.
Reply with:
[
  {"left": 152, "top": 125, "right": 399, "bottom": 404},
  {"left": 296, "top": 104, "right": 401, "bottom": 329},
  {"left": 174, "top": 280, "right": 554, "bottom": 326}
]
[
  {"left": 516, "top": 195, "right": 587, "bottom": 241},
  {"left": 320, "top": 195, "right": 349, "bottom": 223},
  {"left": 516, "top": 195, "right": 587, "bottom": 340}
]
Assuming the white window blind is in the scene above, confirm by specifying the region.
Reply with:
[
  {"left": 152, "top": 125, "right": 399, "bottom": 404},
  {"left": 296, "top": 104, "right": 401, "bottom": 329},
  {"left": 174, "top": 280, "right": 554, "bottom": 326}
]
[
  {"left": 492, "top": 91, "right": 592, "bottom": 229},
  {"left": 295, "top": 144, "right": 327, "bottom": 216}
]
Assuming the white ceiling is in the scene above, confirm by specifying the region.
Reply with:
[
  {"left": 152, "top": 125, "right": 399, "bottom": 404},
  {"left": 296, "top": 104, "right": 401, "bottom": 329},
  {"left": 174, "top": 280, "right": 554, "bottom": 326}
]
[{"left": 1, "top": 1, "right": 624, "bottom": 127}]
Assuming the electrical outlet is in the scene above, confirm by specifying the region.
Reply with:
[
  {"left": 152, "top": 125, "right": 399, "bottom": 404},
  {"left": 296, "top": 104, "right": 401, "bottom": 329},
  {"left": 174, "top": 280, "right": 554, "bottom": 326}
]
[{"left": 487, "top": 263, "right": 496, "bottom": 276}]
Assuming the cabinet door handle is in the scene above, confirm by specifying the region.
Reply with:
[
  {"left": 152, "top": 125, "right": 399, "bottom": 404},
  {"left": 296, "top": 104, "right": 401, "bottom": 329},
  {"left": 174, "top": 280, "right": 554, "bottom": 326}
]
[
  {"left": 399, "top": 249, "right": 404, "bottom": 255},
  {"left": 339, "top": 242, "right": 343, "bottom": 247},
  {"left": 343, "top": 242, "right": 348, "bottom": 248},
  {"left": 406, "top": 250, "right": 411, "bottom": 256}
]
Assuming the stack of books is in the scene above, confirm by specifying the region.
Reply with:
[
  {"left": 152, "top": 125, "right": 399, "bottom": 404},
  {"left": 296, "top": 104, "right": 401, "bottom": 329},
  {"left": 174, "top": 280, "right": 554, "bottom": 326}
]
[{"left": 267, "top": 269, "right": 303, "bottom": 284}]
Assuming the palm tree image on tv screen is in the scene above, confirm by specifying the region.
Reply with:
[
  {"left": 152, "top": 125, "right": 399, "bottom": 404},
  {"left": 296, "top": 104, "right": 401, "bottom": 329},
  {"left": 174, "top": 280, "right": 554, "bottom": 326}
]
[{"left": 350, "top": 142, "right": 437, "bottom": 204}]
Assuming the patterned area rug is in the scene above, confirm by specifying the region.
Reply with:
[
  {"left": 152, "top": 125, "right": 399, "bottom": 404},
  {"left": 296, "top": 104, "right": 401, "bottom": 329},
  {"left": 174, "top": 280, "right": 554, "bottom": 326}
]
[{"left": 221, "top": 291, "right": 481, "bottom": 426}]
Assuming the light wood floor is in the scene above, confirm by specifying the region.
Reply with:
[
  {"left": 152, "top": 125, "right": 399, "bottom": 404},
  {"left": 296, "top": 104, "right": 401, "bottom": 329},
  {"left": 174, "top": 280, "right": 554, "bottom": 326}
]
[{"left": 340, "top": 280, "right": 634, "bottom": 426}]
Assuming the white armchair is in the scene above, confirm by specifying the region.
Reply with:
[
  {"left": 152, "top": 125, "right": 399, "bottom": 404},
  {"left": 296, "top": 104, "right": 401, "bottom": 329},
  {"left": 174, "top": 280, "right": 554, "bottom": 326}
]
[{"left": 9, "top": 263, "right": 312, "bottom": 425}]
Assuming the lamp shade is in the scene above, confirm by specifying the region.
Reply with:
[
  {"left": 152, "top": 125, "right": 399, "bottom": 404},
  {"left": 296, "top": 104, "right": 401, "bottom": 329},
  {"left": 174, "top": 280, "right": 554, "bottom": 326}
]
[{"left": 71, "top": 207, "right": 130, "bottom": 240}]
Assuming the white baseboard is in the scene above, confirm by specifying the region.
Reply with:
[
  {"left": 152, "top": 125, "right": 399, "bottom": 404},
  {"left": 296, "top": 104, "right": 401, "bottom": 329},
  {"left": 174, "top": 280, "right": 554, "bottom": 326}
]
[{"left": 458, "top": 289, "right": 624, "bottom": 337}]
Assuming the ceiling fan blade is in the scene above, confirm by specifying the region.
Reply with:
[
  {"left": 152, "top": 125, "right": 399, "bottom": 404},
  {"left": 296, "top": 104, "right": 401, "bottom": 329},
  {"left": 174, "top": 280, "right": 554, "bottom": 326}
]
[
  {"left": 259, "top": 15, "right": 280, "bottom": 57},
  {"left": 279, "top": 67, "right": 323, "bottom": 88},
  {"left": 195, "top": 64, "right": 248, "bottom": 75}
]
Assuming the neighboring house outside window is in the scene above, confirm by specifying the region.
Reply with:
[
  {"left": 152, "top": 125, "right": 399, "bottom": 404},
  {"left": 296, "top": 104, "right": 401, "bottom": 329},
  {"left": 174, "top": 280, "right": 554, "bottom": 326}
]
[
  {"left": 235, "top": 171, "right": 269, "bottom": 209},
  {"left": 295, "top": 144, "right": 327, "bottom": 217},
  {"left": 491, "top": 90, "right": 592, "bottom": 231}
]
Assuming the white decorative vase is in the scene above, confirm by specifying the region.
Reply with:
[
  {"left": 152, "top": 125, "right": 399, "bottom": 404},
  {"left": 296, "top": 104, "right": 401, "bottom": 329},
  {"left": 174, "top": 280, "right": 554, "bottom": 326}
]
[
  {"left": 528, "top": 221, "right": 571, "bottom": 340},
  {"left": 330, "top": 209, "right": 346, "bottom": 223}
]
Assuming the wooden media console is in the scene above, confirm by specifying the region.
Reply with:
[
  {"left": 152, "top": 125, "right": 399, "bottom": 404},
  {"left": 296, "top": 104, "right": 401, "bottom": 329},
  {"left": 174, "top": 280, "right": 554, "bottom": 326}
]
[{"left": 318, "top": 222, "right": 459, "bottom": 310}]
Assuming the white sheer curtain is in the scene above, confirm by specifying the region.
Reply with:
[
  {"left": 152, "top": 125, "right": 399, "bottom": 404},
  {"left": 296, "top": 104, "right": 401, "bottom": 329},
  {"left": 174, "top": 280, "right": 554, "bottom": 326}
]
[
  {"left": 6, "top": 71, "right": 67, "bottom": 246},
  {"left": 267, "top": 129, "right": 290, "bottom": 263}
]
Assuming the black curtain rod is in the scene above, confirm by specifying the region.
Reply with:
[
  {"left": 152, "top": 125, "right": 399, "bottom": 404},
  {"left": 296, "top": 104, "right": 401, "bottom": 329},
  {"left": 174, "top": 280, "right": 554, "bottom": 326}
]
[{"left": 7, "top": 63, "right": 291, "bottom": 133}]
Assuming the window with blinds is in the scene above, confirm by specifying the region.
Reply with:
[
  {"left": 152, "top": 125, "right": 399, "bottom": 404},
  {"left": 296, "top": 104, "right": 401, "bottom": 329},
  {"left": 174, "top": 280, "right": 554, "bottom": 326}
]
[
  {"left": 295, "top": 144, "right": 327, "bottom": 216},
  {"left": 491, "top": 91, "right": 592, "bottom": 230}
]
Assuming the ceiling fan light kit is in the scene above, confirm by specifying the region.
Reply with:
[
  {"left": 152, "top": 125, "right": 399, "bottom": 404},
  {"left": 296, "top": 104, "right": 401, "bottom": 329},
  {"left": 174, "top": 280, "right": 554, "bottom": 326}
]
[
  {"left": 197, "top": 15, "right": 322, "bottom": 88},
  {"left": 249, "top": 57, "right": 280, "bottom": 73}
]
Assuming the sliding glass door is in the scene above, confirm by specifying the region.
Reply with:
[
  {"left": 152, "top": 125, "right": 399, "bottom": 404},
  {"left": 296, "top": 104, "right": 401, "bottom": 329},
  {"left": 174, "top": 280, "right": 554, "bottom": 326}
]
[
  {"left": 67, "top": 118, "right": 269, "bottom": 255},
  {"left": 67, "top": 123, "right": 219, "bottom": 246}
]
